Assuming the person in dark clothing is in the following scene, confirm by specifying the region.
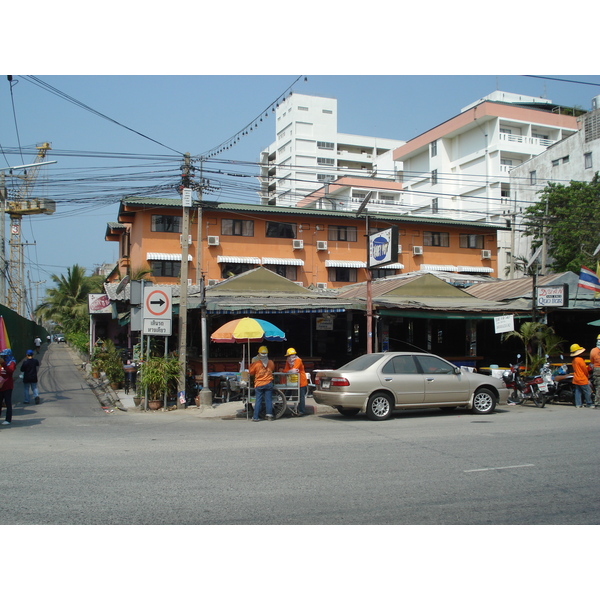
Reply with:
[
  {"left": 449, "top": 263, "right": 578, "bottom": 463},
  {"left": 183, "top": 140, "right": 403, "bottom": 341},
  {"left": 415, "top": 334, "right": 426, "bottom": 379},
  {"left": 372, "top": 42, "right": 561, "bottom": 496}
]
[{"left": 20, "top": 349, "right": 40, "bottom": 405}]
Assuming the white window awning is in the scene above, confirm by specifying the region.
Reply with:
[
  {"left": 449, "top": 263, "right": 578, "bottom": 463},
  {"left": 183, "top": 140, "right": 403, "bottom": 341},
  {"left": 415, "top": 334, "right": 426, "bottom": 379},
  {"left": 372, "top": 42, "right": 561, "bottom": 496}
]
[
  {"left": 262, "top": 257, "right": 304, "bottom": 266},
  {"left": 325, "top": 260, "right": 367, "bottom": 269},
  {"left": 456, "top": 266, "right": 494, "bottom": 273},
  {"left": 147, "top": 253, "right": 192, "bottom": 261},
  {"left": 376, "top": 262, "right": 404, "bottom": 269},
  {"left": 217, "top": 255, "right": 261, "bottom": 264},
  {"left": 419, "top": 264, "right": 457, "bottom": 272}
]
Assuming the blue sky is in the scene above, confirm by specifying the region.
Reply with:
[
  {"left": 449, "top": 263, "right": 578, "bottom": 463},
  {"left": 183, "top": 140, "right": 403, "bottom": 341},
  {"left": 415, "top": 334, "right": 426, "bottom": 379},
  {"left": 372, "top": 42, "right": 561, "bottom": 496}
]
[{"left": 3, "top": 4, "right": 599, "bottom": 306}]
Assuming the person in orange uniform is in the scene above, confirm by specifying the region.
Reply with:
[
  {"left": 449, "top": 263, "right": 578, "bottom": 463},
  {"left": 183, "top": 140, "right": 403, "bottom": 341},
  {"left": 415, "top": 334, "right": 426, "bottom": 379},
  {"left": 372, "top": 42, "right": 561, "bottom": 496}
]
[
  {"left": 570, "top": 343, "right": 593, "bottom": 408},
  {"left": 589, "top": 334, "right": 600, "bottom": 407},
  {"left": 282, "top": 347, "right": 308, "bottom": 416},
  {"left": 249, "top": 345, "right": 275, "bottom": 421}
]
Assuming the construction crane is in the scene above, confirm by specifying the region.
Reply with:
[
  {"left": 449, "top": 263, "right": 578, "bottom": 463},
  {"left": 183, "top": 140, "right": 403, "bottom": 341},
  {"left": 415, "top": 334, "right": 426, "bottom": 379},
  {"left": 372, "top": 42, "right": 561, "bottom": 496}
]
[{"left": 3, "top": 142, "right": 56, "bottom": 316}]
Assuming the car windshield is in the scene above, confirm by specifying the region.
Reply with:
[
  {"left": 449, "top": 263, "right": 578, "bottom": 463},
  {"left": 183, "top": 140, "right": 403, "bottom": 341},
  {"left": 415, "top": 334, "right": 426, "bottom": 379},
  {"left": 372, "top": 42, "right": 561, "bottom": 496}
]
[{"left": 337, "top": 353, "right": 385, "bottom": 371}]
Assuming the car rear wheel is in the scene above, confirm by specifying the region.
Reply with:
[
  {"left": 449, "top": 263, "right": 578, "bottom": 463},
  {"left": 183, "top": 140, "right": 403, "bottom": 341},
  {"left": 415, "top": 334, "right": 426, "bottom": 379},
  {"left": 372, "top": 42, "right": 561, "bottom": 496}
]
[
  {"left": 337, "top": 407, "right": 360, "bottom": 417},
  {"left": 366, "top": 392, "right": 394, "bottom": 421},
  {"left": 471, "top": 388, "right": 496, "bottom": 415}
]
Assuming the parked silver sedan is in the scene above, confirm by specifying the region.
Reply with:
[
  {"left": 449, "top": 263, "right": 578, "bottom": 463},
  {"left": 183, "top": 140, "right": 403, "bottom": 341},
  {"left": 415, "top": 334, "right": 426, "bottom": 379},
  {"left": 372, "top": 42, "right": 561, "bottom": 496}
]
[{"left": 313, "top": 352, "right": 509, "bottom": 421}]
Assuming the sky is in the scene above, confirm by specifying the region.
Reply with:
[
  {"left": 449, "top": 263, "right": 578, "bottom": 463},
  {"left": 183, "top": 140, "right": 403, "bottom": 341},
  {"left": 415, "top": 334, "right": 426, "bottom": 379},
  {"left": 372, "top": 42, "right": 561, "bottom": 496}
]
[{"left": 2, "top": 3, "right": 599, "bottom": 311}]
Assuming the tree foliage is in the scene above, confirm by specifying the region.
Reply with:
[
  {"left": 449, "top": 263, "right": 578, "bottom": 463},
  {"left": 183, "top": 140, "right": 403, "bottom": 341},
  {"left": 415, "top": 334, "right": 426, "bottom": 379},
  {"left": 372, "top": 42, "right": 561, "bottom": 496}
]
[
  {"left": 522, "top": 173, "right": 600, "bottom": 273},
  {"left": 36, "top": 264, "right": 104, "bottom": 335}
]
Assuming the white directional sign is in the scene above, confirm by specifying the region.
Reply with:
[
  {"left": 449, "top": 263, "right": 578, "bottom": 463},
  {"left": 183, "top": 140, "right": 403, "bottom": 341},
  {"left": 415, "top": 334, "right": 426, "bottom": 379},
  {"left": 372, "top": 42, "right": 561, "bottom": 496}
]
[{"left": 143, "top": 287, "right": 172, "bottom": 336}]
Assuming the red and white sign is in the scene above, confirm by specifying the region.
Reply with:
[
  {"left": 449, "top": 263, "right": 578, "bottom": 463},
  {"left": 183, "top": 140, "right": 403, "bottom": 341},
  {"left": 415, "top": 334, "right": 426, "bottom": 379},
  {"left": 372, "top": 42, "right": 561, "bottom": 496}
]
[{"left": 144, "top": 287, "right": 172, "bottom": 318}]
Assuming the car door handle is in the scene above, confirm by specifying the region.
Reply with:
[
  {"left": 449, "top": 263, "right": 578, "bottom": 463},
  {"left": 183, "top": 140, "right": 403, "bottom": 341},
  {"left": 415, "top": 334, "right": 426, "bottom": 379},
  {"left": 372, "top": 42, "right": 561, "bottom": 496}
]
[
  {"left": 426, "top": 378, "right": 435, "bottom": 382},
  {"left": 384, "top": 378, "right": 393, "bottom": 381}
]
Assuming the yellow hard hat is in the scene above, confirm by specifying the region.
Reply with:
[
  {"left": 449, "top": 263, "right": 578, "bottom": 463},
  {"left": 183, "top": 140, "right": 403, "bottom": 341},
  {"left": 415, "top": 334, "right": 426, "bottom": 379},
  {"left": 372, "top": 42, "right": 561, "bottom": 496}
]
[
  {"left": 597, "top": 334, "right": 600, "bottom": 340},
  {"left": 285, "top": 347, "right": 297, "bottom": 357},
  {"left": 570, "top": 343, "right": 585, "bottom": 356},
  {"left": 258, "top": 346, "right": 268, "bottom": 354}
]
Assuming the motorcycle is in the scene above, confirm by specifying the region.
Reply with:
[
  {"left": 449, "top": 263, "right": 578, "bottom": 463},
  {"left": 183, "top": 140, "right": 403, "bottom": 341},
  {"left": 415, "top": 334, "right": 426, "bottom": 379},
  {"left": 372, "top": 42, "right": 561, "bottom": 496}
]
[{"left": 502, "top": 354, "right": 545, "bottom": 407}]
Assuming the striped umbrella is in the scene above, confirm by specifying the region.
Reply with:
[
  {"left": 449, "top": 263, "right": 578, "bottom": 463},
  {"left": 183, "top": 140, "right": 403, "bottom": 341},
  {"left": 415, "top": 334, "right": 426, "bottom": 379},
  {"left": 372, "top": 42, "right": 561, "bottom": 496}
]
[{"left": 210, "top": 317, "right": 286, "bottom": 344}]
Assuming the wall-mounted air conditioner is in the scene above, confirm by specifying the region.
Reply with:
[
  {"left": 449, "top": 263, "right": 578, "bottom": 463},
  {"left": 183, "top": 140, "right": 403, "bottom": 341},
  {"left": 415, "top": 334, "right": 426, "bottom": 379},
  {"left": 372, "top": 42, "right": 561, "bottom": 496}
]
[
  {"left": 292, "top": 239, "right": 304, "bottom": 250},
  {"left": 413, "top": 246, "right": 423, "bottom": 256},
  {"left": 207, "top": 236, "right": 220, "bottom": 246},
  {"left": 316, "top": 282, "right": 328, "bottom": 289},
  {"left": 207, "top": 279, "right": 220, "bottom": 286},
  {"left": 481, "top": 249, "right": 492, "bottom": 260},
  {"left": 316, "top": 241, "right": 328, "bottom": 251}
]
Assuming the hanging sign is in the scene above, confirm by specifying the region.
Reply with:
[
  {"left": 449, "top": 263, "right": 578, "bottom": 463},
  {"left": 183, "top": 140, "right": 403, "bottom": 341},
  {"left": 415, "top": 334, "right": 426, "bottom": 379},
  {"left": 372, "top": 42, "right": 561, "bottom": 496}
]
[{"left": 494, "top": 314, "right": 515, "bottom": 334}]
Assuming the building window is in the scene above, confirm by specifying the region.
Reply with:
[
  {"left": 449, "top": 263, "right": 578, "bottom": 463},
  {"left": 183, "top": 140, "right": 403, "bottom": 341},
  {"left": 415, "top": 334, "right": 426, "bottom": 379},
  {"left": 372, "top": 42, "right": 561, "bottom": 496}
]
[
  {"left": 423, "top": 231, "right": 449, "bottom": 247},
  {"left": 459, "top": 234, "right": 484, "bottom": 249},
  {"left": 585, "top": 152, "right": 593, "bottom": 169},
  {"left": 322, "top": 109, "right": 333, "bottom": 114},
  {"left": 328, "top": 225, "right": 357, "bottom": 242},
  {"left": 317, "top": 157, "right": 335, "bottom": 166},
  {"left": 530, "top": 171, "right": 537, "bottom": 185},
  {"left": 562, "top": 155, "right": 570, "bottom": 164},
  {"left": 151, "top": 215, "right": 181, "bottom": 233},
  {"left": 150, "top": 260, "right": 181, "bottom": 278},
  {"left": 298, "top": 106, "right": 308, "bottom": 111},
  {"left": 220, "top": 263, "right": 255, "bottom": 278},
  {"left": 266, "top": 221, "right": 297, "bottom": 238},
  {"left": 264, "top": 264, "right": 297, "bottom": 280},
  {"left": 551, "top": 159, "right": 560, "bottom": 167},
  {"left": 431, "top": 169, "right": 438, "bottom": 185},
  {"left": 430, "top": 140, "right": 437, "bottom": 157},
  {"left": 317, "top": 174, "right": 335, "bottom": 182},
  {"left": 221, "top": 219, "right": 254, "bottom": 237},
  {"left": 317, "top": 141, "right": 334, "bottom": 150},
  {"left": 431, "top": 198, "right": 439, "bottom": 214},
  {"left": 328, "top": 268, "right": 357, "bottom": 283},
  {"left": 371, "top": 268, "right": 397, "bottom": 279}
]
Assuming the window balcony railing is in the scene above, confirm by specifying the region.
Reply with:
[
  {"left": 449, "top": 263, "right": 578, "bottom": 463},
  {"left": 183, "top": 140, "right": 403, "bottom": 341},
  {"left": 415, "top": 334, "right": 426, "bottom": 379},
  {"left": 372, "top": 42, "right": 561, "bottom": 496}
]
[{"left": 499, "top": 132, "right": 554, "bottom": 147}]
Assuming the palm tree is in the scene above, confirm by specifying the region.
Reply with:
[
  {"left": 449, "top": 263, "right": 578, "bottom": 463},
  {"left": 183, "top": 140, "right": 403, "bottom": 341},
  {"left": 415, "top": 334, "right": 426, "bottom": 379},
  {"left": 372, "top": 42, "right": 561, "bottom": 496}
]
[
  {"left": 502, "top": 322, "right": 564, "bottom": 374},
  {"left": 36, "top": 265, "right": 104, "bottom": 334}
]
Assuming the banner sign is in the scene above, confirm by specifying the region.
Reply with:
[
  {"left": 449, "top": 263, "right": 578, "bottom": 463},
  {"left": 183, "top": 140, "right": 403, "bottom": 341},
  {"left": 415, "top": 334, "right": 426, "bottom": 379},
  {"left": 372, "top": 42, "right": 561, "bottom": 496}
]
[
  {"left": 536, "top": 284, "right": 569, "bottom": 307},
  {"left": 88, "top": 294, "right": 112, "bottom": 314},
  {"left": 494, "top": 314, "right": 514, "bottom": 334},
  {"left": 368, "top": 226, "right": 398, "bottom": 268}
]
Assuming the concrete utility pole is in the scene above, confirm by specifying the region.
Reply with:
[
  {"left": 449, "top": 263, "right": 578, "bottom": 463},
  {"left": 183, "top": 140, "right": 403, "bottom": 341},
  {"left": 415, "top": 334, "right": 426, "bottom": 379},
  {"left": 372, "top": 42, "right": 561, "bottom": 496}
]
[{"left": 177, "top": 153, "right": 192, "bottom": 410}]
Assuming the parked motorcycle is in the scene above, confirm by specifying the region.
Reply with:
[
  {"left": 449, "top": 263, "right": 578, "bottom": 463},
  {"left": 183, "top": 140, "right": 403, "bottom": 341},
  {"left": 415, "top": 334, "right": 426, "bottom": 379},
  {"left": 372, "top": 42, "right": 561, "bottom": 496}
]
[{"left": 502, "top": 354, "right": 545, "bottom": 407}]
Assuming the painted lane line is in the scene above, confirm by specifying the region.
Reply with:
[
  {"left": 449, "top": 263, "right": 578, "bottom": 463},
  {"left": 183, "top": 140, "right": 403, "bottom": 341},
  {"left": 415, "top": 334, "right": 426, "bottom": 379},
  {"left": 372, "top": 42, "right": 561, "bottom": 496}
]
[{"left": 464, "top": 464, "right": 535, "bottom": 473}]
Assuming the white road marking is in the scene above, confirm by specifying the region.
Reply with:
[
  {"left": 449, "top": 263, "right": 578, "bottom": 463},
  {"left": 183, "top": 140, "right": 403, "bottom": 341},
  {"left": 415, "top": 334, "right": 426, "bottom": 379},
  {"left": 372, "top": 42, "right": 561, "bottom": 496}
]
[{"left": 464, "top": 464, "right": 535, "bottom": 473}]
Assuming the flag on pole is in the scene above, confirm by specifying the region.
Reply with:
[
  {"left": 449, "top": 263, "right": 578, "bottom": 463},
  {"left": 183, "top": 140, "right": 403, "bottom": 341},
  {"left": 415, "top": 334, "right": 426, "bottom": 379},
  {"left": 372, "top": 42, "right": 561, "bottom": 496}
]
[
  {"left": 578, "top": 266, "right": 600, "bottom": 293},
  {"left": 596, "top": 262, "right": 600, "bottom": 299},
  {"left": 0, "top": 316, "right": 11, "bottom": 351}
]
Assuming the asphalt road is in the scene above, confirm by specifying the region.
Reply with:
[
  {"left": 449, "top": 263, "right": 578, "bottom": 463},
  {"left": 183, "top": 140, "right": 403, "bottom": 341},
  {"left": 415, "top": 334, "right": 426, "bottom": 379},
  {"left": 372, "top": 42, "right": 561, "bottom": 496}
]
[{"left": 1, "top": 343, "right": 599, "bottom": 525}]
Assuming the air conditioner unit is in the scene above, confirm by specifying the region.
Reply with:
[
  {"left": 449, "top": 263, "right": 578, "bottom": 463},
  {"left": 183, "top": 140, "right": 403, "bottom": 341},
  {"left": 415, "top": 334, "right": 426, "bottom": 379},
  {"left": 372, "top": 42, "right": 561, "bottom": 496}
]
[
  {"left": 292, "top": 239, "right": 304, "bottom": 250},
  {"left": 316, "top": 241, "right": 328, "bottom": 251},
  {"left": 413, "top": 246, "right": 423, "bottom": 256},
  {"left": 316, "top": 282, "right": 328, "bottom": 290},
  {"left": 207, "top": 236, "right": 220, "bottom": 246},
  {"left": 481, "top": 249, "right": 492, "bottom": 260},
  {"left": 207, "top": 279, "right": 220, "bottom": 286},
  {"left": 293, "top": 282, "right": 304, "bottom": 287}
]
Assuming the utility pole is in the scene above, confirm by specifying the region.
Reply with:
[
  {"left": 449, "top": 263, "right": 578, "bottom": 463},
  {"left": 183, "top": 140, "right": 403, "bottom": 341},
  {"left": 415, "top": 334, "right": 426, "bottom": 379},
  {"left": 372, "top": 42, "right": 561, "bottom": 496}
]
[{"left": 177, "top": 153, "right": 192, "bottom": 410}]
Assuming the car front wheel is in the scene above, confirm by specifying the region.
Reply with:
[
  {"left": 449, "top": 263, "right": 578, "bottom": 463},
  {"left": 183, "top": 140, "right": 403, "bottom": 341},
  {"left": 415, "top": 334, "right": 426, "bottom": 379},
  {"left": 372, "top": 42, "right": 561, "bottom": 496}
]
[
  {"left": 472, "top": 388, "right": 496, "bottom": 415},
  {"left": 366, "top": 392, "right": 394, "bottom": 421}
]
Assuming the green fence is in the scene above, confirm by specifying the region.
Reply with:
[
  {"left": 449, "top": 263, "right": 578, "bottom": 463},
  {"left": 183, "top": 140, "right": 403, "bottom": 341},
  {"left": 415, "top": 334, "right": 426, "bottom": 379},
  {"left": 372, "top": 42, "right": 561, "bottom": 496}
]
[{"left": 0, "top": 303, "right": 49, "bottom": 361}]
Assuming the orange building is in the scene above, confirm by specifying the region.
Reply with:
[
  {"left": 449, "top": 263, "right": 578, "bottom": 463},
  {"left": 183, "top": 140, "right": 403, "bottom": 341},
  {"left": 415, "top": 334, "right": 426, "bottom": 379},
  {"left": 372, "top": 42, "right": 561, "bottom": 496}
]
[{"left": 105, "top": 197, "right": 505, "bottom": 288}]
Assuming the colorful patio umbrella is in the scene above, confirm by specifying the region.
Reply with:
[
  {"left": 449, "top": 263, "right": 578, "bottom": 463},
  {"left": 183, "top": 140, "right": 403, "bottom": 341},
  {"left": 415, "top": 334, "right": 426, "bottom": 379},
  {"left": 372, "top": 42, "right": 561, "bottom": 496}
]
[
  {"left": 210, "top": 317, "right": 286, "bottom": 344},
  {"left": 0, "top": 316, "right": 11, "bottom": 351}
]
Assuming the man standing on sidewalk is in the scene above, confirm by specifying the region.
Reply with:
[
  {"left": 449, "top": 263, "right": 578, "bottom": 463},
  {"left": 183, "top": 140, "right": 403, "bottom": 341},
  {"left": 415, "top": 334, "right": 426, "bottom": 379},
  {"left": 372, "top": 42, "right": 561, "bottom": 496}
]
[{"left": 21, "top": 349, "right": 40, "bottom": 405}]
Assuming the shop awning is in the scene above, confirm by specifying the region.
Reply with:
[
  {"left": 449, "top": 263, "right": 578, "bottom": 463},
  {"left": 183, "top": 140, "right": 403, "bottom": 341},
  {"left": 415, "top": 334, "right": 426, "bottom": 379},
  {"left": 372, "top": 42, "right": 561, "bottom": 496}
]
[
  {"left": 420, "top": 264, "right": 457, "bottom": 271},
  {"left": 325, "top": 260, "right": 367, "bottom": 268},
  {"left": 377, "top": 262, "right": 404, "bottom": 269},
  {"left": 217, "top": 255, "right": 261, "bottom": 264},
  {"left": 456, "top": 266, "right": 494, "bottom": 273},
  {"left": 147, "top": 253, "right": 193, "bottom": 261},
  {"left": 261, "top": 257, "right": 304, "bottom": 266}
]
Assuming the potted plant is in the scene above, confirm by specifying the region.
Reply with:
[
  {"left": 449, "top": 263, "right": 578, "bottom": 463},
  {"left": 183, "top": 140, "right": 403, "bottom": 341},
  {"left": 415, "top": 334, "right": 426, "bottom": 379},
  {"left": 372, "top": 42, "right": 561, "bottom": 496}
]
[
  {"left": 91, "top": 339, "right": 125, "bottom": 388},
  {"left": 138, "top": 355, "right": 182, "bottom": 410}
]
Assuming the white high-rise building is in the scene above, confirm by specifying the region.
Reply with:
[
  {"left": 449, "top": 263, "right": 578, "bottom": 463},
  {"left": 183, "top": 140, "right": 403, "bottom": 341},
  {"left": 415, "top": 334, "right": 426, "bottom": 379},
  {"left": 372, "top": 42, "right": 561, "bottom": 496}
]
[{"left": 258, "top": 93, "right": 404, "bottom": 206}]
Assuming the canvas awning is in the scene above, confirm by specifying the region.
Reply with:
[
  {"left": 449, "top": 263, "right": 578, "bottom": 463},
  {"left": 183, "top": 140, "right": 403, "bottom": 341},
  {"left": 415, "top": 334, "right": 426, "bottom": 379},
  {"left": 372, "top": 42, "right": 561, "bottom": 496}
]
[
  {"left": 261, "top": 257, "right": 304, "bottom": 266},
  {"left": 325, "top": 260, "right": 367, "bottom": 268},
  {"left": 146, "top": 253, "right": 193, "bottom": 261},
  {"left": 377, "top": 262, "right": 404, "bottom": 269},
  {"left": 456, "top": 266, "right": 494, "bottom": 273},
  {"left": 217, "top": 255, "right": 261, "bottom": 264},
  {"left": 420, "top": 264, "right": 457, "bottom": 271}
]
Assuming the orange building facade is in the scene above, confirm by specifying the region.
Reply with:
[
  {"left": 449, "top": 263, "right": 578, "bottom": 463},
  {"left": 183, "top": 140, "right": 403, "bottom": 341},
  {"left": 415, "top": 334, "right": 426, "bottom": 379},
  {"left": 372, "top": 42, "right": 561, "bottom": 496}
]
[{"left": 106, "top": 198, "right": 505, "bottom": 288}]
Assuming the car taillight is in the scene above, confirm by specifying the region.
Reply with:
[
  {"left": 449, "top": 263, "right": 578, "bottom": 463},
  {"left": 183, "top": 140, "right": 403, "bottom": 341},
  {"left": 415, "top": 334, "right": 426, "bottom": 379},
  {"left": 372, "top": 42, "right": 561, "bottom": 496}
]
[{"left": 330, "top": 377, "right": 350, "bottom": 386}]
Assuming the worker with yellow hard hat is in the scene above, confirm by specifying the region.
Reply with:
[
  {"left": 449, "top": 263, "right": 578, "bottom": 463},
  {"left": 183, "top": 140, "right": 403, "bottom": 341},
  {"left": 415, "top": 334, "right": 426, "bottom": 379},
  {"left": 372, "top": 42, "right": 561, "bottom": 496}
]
[
  {"left": 282, "top": 347, "right": 308, "bottom": 416},
  {"left": 249, "top": 345, "right": 275, "bottom": 421},
  {"left": 589, "top": 334, "right": 600, "bottom": 407},
  {"left": 570, "top": 343, "right": 593, "bottom": 408}
]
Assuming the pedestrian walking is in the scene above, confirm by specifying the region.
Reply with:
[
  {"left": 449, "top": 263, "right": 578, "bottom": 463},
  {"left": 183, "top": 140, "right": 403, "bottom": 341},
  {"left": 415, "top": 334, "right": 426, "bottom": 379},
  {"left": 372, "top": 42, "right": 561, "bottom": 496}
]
[
  {"left": 249, "top": 345, "right": 275, "bottom": 421},
  {"left": 20, "top": 349, "right": 40, "bottom": 405},
  {"left": 34, "top": 336, "right": 42, "bottom": 354},
  {"left": 589, "top": 334, "right": 600, "bottom": 407},
  {"left": 282, "top": 347, "right": 308, "bottom": 415},
  {"left": 570, "top": 343, "right": 594, "bottom": 408},
  {"left": 0, "top": 348, "right": 16, "bottom": 425}
]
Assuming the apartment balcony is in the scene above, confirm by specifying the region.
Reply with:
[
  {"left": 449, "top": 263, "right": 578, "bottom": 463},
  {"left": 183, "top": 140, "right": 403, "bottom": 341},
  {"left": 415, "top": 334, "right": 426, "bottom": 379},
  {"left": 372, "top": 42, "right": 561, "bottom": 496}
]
[
  {"left": 336, "top": 149, "right": 373, "bottom": 163},
  {"left": 499, "top": 132, "right": 555, "bottom": 147}
]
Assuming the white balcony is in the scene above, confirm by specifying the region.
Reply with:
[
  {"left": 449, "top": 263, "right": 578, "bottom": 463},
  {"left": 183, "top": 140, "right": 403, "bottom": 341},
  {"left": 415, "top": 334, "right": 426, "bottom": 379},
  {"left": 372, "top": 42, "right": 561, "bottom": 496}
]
[{"left": 499, "top": 132, "right": 554, "bottom": 147}]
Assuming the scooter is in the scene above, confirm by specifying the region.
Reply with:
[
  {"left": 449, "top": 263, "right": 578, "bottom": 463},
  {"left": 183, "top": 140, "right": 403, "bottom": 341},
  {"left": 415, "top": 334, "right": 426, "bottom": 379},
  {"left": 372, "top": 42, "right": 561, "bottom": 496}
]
[{"left": 502, "top": 354, "right": 545, "bottom": 407}]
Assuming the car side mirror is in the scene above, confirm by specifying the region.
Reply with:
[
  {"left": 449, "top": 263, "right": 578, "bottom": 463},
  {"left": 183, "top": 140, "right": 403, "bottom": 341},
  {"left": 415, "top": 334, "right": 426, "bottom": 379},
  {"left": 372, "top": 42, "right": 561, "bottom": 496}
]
[{"left": 454, "top": 367, "right": 462, "bottom": 375}]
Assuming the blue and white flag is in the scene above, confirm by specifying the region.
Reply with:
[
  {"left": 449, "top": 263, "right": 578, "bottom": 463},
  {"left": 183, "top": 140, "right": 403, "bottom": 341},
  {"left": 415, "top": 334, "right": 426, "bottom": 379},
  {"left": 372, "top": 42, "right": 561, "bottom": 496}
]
[{"left": 578, "top": 266, "right": 600, "bottom": 293}]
